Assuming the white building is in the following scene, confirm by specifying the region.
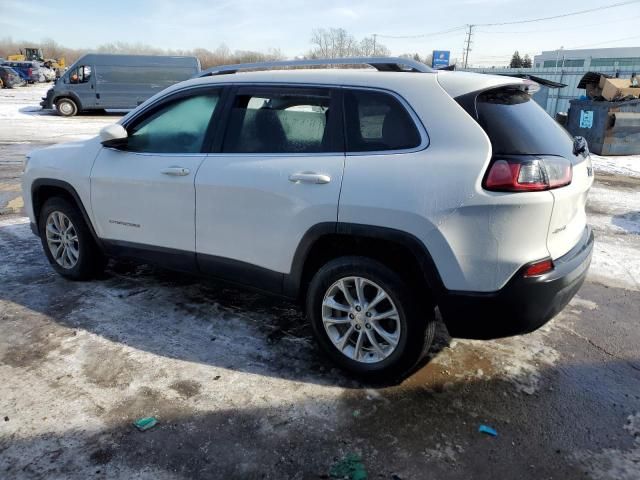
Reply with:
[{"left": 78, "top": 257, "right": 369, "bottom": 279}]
[
  {"left": 466, "top": 47, "right": 640, "bottom": 116},
  {"left": 533, "top": 47, "right": 640, "bottom": 70}
]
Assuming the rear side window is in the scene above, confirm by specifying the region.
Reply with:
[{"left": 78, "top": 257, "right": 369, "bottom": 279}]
[
  {"left": 344, "top": 90, "right": 421, "bottom": 152},
  {"left": 126, "top": 93, "right": 220, "bottom": 153},
  {"left": 475, "top": 88, "right": 573, "bottom": 156},
  {"left": 223, "top": 88, "right": 335, "bottom": 153}
]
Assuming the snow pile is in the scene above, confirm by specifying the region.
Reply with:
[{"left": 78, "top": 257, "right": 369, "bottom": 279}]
[
  {"left": 587, "top": 186, "right": 640, "bottom": 290},
  {"left": 591, "top": 154, "right": 640, "bottom": 178}
]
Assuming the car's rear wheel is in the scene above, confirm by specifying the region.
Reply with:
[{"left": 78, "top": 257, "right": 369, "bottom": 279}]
[
  {"left": 56, "top": 98, "right": 78, "bottom": 117},
  {"left": 39, "top": 197, "right": 105, "bottom": 280},
  {"left": 307, "top": 256, "right": 435, "bottom": 381}
]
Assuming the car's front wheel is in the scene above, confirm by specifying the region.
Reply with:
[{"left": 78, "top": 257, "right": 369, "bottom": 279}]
[
  {"left": 306, "top": 256, "right": 435, "bottom": 381},
  {"left": 39, "top": 197, "right": 106, "bottom": 280},
  {"left": 55, "top": 98, "right": 78, "bottom": 117}
]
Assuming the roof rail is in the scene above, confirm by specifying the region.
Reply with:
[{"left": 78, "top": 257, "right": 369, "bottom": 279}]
[{"left": 197, "top": 57, "right": 433, "bottom": 77}]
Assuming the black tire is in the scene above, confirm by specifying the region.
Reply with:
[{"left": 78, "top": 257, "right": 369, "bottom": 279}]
[
  {"left": 55, "top": 98, "right": 78, "bottom": 117},
  {"left": 306, "top": 256, "right": 435, "bottom": 382},
  {"left": 38, "top": 197, "right": 106, "bottom": 280}
]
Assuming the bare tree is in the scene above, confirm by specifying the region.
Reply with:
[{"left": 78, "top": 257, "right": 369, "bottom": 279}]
[
  {"left": 0, "top": 36, "right": 284, "bottom": 70},
  {"left": 310, "top": 28, "right": 362, "bottom": 58},
  {"left": 359, "top": 37, "right": 390, "bottom": 57}
]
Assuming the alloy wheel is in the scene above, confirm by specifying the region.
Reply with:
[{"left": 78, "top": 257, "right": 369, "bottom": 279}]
[
  {"left": 322, "top": 276, "right": 401, "bottom": 363},
  {"left": 45, "top": 211, "right": 79, "bottom": 269}
]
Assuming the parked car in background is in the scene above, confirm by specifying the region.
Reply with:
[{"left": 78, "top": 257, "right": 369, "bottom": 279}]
[
  {"left": 0, "top": 66, "right": 26, "bottom": 88},
  {"left": 41, "top": 65, "right": 56, "bottom": 82},
  {"left": 2, "top": 61, "right": 45, "bottom": 83},
  {"left": 40, "top": 54, "right": 201, "bottom": 116},
  {"left": 22, "top": 57, "right": 594, "bottom": 380}
]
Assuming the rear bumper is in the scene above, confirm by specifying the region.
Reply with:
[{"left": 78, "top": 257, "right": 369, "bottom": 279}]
[{"left": 439, "top": 226, "right": 594, "bottom": 339}]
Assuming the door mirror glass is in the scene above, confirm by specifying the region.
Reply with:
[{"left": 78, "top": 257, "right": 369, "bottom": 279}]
[{"left": 100, "top": 124, "right": 128, "bottom": 147}]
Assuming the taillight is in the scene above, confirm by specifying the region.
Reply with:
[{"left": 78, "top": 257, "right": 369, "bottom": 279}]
[
  {"left": 523, "top": 258, "right": 554, "bottom": 277},
  {"left": 484, "top": 156, "right": 572, "bottom": 192},
  {"left": 28, "top": 68, "right": 33, "bottom": 77}
]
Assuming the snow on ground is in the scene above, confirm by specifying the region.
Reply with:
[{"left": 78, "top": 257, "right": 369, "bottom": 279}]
[
  {"left": 587, "top": 183, "right": 640, "bottom": 290},
  {"left": 592, "top": 154, "right": 640, "bottom": 178},
  {"left": 0, "top": 84, "right": 120, "bottom": 144},
  {"left": 574, "top": 413, "right": 640, "bottom": 480}
]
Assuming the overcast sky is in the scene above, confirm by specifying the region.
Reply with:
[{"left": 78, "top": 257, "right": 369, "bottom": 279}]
[{"left": 1, "top": 0, "right": 639, "bottom": 66}]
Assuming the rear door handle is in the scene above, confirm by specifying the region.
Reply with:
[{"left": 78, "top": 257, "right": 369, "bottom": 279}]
[
  {"left": 161, "top": 166, "right": 190, "bottom": 176},
  {"left": 288, "top": 172, "right": 331, "bottom": 184}
]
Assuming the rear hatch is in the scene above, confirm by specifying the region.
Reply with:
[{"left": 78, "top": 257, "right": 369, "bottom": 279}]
[{"left": 461, "top": 85, "right": 593, "bottom": 260}]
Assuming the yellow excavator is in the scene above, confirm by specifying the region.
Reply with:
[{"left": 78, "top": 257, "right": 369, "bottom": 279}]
[{"left": 7, "top": 48, "right": 65, "bottom": 75}]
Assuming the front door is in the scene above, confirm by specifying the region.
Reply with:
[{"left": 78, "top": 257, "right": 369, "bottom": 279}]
[
  {"left": 67, "top": 64, "right": 96, "bottom": 108},
  {"left": 91, "top": 89, "right": 223, "bottom": 259},
  {"left": 195, "top": 85, "right": 344, "bottom": 283}
]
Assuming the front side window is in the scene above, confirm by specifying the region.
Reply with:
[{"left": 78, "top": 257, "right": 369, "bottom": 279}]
[
  {"left": 126, "top": 93, "right": 220, "bottom": 154},
  {"left": 222, "top": 88, "right": 334, "bottom": 153},
  {"left": 344, "top": 89, "right": 421, "bottom": 152},
  {"left": 69, "top": 65, "right": 91, "bottom": 84}
]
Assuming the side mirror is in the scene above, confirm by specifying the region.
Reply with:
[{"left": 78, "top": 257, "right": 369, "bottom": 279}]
[
  {"left": 100, "top": 124, "right": 128, "bottom": 147},
  {"left": 573, "top": 136, "right": 588, "bottom": 157}
]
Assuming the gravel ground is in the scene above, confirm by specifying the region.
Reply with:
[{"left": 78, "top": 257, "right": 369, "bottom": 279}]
[{"left": 1, "top": 84, "right": 639, "bottom": 480}]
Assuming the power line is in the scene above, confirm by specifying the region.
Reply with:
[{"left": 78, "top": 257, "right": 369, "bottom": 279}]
[
  {"left": 375, "top": 0, "right": 639, "bottom": 41},
  {"left": 475, "top": 15, "right": 640, "bottom": 34},
  {"left": 569, "top": 33, "right": 640, "bottom": 49},
  {"left": 375, "top": 26, "right": 466, "bottom": 40},
  {"left": 477, "top": 0, "right": 640, "bottom": 26}
]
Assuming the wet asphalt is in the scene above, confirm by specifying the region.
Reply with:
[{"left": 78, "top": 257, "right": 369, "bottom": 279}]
[{"left": 1, "top": 136, "right": 639, "bottom": 478}]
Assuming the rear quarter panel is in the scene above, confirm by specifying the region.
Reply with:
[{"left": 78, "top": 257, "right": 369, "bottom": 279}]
[{"left": 338, "top": 74, "right": 554, "bottom": 292}]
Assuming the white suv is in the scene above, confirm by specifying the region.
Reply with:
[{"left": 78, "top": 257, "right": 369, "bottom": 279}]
[{"left": 22, "top": 58, "right": 594, "bottom": 380}]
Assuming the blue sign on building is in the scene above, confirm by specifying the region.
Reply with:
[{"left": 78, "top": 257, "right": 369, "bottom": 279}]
[{"left": 432, "top": 50, "right": 450, "bottom": 68}]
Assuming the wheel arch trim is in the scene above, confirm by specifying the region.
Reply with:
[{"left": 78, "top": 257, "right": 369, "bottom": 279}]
[
  {"left": 53, "top": 93, "right": 82, "bottom": 111},
  {"left": 285, "top": 222, "right": 446, "bottom": 299},
  {"left": 31, "top": 178, "right": 102, "bottom": 249}
]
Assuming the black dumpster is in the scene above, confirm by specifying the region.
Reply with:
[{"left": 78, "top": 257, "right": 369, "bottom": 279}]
[{"left": 567, "top": 98, "right": 640, "bottom": 155}]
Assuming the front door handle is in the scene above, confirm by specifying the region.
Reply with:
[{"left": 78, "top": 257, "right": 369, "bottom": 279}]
[
  {"left": 288, "top": 172, "right": 331, "bottom": 184},
  {"left": 161, "top": 166, "right": 190, "bottom": 176}
]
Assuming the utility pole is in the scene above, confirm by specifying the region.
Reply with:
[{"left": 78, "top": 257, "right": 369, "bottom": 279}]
[
  {"left": 373, "top": 34, "right": 377, "bottom": 56},
  {"left": 463, "top": 24, "right": 474, "bottom": 69}
]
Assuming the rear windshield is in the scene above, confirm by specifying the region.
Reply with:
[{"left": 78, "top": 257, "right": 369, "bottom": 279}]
[{"left": 475, "top": 88, "right": 572, "bottom": 156}]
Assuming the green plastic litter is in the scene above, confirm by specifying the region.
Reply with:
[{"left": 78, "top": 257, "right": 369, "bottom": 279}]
[
  {"left": 133, "top": 416, "right": 158, "bottom": 431},
  {"left": 329, "top": 453, "right": 367, "bottom": 480}
]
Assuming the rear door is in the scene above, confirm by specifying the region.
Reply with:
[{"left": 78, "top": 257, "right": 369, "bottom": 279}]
[{"left": 195, "top": 85, "right": 344, "bottom": 284}]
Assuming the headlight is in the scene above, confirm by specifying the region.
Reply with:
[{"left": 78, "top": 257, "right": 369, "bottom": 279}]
[{"left": 23, "top": 154, "right": 31, "bottom": 172}]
